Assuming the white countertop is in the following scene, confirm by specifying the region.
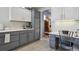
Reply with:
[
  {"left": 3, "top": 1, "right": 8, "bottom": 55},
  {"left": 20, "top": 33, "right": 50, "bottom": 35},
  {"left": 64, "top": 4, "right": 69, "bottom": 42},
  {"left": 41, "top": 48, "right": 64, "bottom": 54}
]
[
  {"left": 49, "top": 32, "right": 79, "bottom": 39},
  {"left": 49, "top": 32, "right": 59, "bottom": 35},
  {"left": 0, "top": 28, "right": 34, "bottom": 33}
]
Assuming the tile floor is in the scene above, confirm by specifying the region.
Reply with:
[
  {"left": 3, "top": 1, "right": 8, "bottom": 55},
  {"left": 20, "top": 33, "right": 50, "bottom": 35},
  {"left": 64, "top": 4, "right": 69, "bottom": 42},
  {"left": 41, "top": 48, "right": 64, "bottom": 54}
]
[
  {"left": 14, "top": 36, "right": 66, "bottom": 51},
  {"left": 14, "top": 37, "right": 55, "bottom": 51}
]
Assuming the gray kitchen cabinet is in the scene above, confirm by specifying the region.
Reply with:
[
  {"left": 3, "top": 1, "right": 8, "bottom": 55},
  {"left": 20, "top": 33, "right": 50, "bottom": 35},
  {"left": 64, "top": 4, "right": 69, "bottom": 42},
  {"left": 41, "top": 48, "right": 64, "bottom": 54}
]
[
  {"left": 73, "top": 7, "right": 79, "bottom": 20},
  {"left": 34, "top": 10, "right": 40, "bottom": 40},
  {"left": 0, "top": 33, "right": 5, "bottom": 45},
  {"left": 0, "top": 32, "right": 19, "bottom": 51},
  {"left": 74, "top": 38, "right": 79, "bottom": 45},
  {"left": 10, "top": 32, "right": 19, "bottom": 42},
  {"left": 27, "top": 30, "right": 34, "bottom": 43},
  {"left": 60, "top": 36, "right": 73, "bottom": 50},
  {"left": 0, "top": 29, "right": 38, "bottom": 51},
  {"left": 19, "top": 31, "right": 28, "bottom": 45},
  {"left": 31, "top": 9, "right": 40, "bottom": 40},
  {"left": 64, "top": 7, "right": 75, "bottom": 20},
  {"left": 73, "top": 38, "right": 79, "bottom": 51},
  {"left": 51, "top": 7, "right": 79, "bottom": 21},
  {"left": 0, "top": 41, "right": 19, "bottom": 51},
  {"left": 49, "top": 34, "right": 56, "bottom": 48},
  {"left": 51, "top": 7, "right": 63, "bottom": 21}
]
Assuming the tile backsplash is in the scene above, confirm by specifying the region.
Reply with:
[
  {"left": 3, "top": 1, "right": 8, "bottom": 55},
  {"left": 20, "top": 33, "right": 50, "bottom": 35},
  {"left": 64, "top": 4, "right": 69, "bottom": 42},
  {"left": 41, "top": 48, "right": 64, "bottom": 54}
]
[
  {"left": 51, "top": 20, "right": 79, "bottom": 32},
  {"left": 3, "top": 22, "right": 26, "bottom": 29}
]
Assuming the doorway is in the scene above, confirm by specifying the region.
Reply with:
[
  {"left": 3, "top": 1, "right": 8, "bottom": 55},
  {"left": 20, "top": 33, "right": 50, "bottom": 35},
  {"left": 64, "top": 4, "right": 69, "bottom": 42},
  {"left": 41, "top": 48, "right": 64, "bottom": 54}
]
[{"left": 43, "top": 9, "right": 51, "bottom": 37}]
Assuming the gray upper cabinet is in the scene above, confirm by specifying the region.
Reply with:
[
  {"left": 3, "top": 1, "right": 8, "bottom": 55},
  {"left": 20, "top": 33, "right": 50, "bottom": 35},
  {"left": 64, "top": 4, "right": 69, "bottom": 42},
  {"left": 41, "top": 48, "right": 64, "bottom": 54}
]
[
  {"left": 64, "top": 7, "right": 79, "bottom": 20},
  {"left": 31, "top": 9, "right": 40, "bottom": 40},
  {"left": 73, "top": 7, "right": 79, "bottom": 20},
  {"left": 64, "top": 7, "right": 74, "bottom": 20},
  {"left": 34, "top": 10, "right": 40, "bottom": 40},
  {"left": 51, "top": 7, "right": 63, "bottom": 21},
  {"left": 51, "top": 7, "right": 79, "bottom": 21}
]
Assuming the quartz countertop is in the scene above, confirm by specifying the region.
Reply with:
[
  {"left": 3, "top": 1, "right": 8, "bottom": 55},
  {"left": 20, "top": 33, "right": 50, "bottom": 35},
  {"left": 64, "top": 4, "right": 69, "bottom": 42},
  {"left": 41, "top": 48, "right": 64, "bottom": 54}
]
[
  {"left": 49, "top": 32, "right": 59, "bottom": 35},
  {"left": 49, "top": 32, "right": 79, "bottom": 39},
  {"left": 0, "top": 28, "right": 34, "bottom": 33}
]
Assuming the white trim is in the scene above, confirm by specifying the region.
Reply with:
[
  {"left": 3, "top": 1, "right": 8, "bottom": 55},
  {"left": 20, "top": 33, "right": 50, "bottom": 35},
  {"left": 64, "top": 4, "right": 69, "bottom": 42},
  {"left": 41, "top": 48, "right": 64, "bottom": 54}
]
[{"left": 9, "top": 7, "right": 11, "bottom": 20}]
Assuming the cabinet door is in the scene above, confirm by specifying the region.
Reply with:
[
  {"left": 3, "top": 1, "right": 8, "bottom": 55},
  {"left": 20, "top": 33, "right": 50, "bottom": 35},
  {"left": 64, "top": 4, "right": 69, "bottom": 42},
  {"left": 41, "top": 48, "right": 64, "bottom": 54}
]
[
  {"left": 73, "top": 7, "right": 79, "bottom": 19},
  {"left": 64, "top": 7, "right": 74, "bottom": 20},
  {"left": 19, "top": 31, "right": 28, "bottom": 45},
  {"left": 10, "top": 7, "right": 31, "bottom": 21},
  {"left": 10, "top": 32, "right": 19, "bottom": 42},
  {"left": 34, "top": 11, "right": 40, "bottom": 40},
  {"left": 0, "top": 41, "right": 19, "bottom": 51},
  {"left": 0, "top": 33, "right": 5, "bottom": 45},
  {"left": 51, "top": 7, "right": 63, "bottom": 21},
  {"left": 23, "top": 9, "right": 31, "bottom": 21},
  {"left": 11, "top": 7, "right": 23, "bottom": 20},
  {"left": 74, "top": 38, "right": 79, "bottom": 45},
  {"left": 49, "top": 34, "right": 56, "bottom": 48},
  {"left": 28, "top": 30, "right": 34, "bottom": 42}
]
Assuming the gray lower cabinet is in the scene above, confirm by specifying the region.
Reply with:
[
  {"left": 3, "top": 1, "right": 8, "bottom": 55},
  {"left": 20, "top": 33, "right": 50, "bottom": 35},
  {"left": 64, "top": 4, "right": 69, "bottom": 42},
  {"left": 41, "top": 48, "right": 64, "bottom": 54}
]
[
  {"left": 0, "top": 41, "right": 19, "bottom": 51},
  {"left": 34, "top": 32, "right": 40, "bottom": 40},
  {"left": 0, "top": 33, "right": 5, "bottom": 45},
  {"left": 74, "top": 38, "right": 79, "bottom": 45},
  {"left": 49, "top": 34, "right": 56, "bottom": 48},
  {"left": 19, "top": 31, "right": 28, "bottom": 45},
  {"left": 73, "top": 38, "right": 79, "bottom": 51},
  {"left": 0, "top": 30, "right": 36, "bottom": 51},
  {"left": 10, "top": 32, "right": 19, "bottom": 42},
  {"left": 0, "top": 32, "right": 19, "bottom": 51},
  {"left": 27, "top": 30, "right": 34, "bottom": 43}
]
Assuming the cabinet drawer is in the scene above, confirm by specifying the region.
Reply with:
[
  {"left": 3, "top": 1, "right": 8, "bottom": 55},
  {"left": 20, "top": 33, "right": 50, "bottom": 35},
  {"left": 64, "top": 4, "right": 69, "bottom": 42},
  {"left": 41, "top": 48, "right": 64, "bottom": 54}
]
[
  {"left": 10, "top": 32, "right": 19, "bottom": 36},
  {"left": 20, "top": 31, "right": 26, "bottom": 34},
  {"left": 0, "top": 41, "right": 19, "bottom": 51}
]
